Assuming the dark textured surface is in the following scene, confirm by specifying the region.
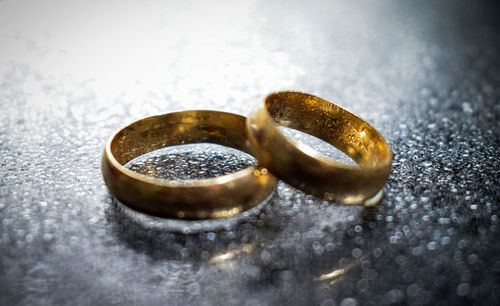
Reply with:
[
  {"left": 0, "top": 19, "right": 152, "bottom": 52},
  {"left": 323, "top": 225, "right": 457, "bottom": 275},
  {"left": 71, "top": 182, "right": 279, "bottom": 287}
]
[{"left": 1, "top": 0, "right": 499, "bottom": 305}]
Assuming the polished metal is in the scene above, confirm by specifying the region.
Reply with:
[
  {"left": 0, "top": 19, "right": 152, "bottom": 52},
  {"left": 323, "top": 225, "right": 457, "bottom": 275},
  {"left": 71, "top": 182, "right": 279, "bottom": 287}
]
[
  {"left": 102, "top": 110, "right": 277, "bottom": 219},
  {"left": 247, "top": 91, "right": 392, "bottom": 206}
]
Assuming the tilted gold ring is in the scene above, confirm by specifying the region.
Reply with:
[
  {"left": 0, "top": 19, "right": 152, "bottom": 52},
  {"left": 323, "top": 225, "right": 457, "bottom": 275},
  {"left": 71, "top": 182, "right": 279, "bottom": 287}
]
[
  {"left": 246, "top": 91, "right": 392, "bottom": 206},
  {"left": 102, "top": 110, "right": 277, "bottom": 219}
]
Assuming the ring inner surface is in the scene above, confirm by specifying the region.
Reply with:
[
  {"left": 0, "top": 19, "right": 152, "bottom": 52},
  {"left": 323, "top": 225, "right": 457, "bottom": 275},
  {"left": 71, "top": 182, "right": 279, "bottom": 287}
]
[
  {"left": 111, "top": 111, "right": 249, "bottom": 167},
  {"left": 265, "top": 92, "right": 389, "bottom": 167}
]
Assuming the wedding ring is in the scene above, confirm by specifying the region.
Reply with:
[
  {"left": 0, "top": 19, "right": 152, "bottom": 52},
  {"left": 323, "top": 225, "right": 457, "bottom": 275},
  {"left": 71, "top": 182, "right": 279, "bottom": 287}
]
[
  {"left": 102, "top": 110, "right": 277, "bottom": 219},
  {"left": 246, "top": 91, "right": 392, "bottom": 206}
]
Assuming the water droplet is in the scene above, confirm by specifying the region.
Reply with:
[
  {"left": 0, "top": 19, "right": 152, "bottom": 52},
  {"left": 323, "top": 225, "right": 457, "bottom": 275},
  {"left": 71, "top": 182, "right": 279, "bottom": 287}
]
[{"left": 456, "top": 283, "right": 470, "bottom": 296}]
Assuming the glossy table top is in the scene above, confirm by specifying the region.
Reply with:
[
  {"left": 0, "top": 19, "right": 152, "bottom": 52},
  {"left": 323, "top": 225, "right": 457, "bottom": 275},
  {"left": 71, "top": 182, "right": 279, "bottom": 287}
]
[{"left": 1, "top": 0, "right": 499, "bottom": 305}]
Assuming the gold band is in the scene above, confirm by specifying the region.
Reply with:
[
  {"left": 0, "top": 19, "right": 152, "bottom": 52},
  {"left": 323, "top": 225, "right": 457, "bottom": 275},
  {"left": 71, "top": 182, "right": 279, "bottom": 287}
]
[
  {"left": 246, "top": 91, "right": 392, "bottom": 206},
  {"left": 102, "top": 110, "right": 277, "bottom": 219}
]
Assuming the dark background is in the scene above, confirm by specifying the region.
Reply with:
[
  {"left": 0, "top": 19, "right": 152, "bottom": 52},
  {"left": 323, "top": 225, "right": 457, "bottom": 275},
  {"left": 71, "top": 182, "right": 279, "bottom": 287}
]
[{"left": 1, "top": 0, "right": 499, "bottom": 305}]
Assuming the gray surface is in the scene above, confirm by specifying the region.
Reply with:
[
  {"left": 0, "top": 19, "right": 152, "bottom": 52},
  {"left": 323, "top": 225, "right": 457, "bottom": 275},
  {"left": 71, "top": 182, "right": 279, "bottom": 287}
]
[{"left": 1, "top": 0, "right": 499, "bottom": 305}]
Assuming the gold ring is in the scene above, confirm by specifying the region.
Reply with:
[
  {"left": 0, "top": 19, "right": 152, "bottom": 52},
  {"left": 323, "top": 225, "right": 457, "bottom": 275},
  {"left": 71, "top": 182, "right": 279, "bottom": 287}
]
[
  {"left": 102, "top": 110, "right": 277, "bottom": 219},
  {"left": 246, "top": 91, "right": 392, "bottom": 206}
]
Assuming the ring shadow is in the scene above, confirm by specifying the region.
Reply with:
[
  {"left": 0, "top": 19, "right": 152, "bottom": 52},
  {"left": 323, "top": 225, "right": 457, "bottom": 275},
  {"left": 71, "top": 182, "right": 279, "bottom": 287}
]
[
  {"left": 103, "top": 184, "right": 383, "bottom": 295},
  {"left": 103, "top": 190, "right": 283, "bottom": 263}
]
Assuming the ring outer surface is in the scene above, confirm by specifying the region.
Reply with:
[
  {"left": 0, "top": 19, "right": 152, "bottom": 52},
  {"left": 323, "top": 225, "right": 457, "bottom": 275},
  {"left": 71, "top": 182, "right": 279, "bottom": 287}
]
[
  {"left": 102, "top": 110, "right": 277, "bottom": 219},
  {"left": 246, "top": 91, "right": 392, "bottom": 206}
]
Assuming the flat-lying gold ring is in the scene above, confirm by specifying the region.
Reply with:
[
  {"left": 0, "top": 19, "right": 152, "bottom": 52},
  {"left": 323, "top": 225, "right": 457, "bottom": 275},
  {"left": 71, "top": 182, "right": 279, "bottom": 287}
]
[
  {"left": 102, "top": 110, "right": 277, "bottom": 219},
  {"left": 246, "top": 91, "right": 392, "bottom": 206}
]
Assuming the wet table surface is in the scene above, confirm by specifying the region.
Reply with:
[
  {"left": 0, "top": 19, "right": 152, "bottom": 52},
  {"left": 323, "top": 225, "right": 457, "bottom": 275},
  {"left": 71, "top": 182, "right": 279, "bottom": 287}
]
[{"left": 1, "top": 0, "right": 499, "bottom": 305}]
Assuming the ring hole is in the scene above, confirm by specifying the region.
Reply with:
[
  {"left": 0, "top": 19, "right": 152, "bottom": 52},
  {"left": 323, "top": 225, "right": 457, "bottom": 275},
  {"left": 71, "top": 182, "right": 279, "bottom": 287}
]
[
  {"left": 278, "top": 126, "right": 357, "bottom": 165},
  {"left": 125, "top": 143, "right": 256, "bottom": 179}
]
